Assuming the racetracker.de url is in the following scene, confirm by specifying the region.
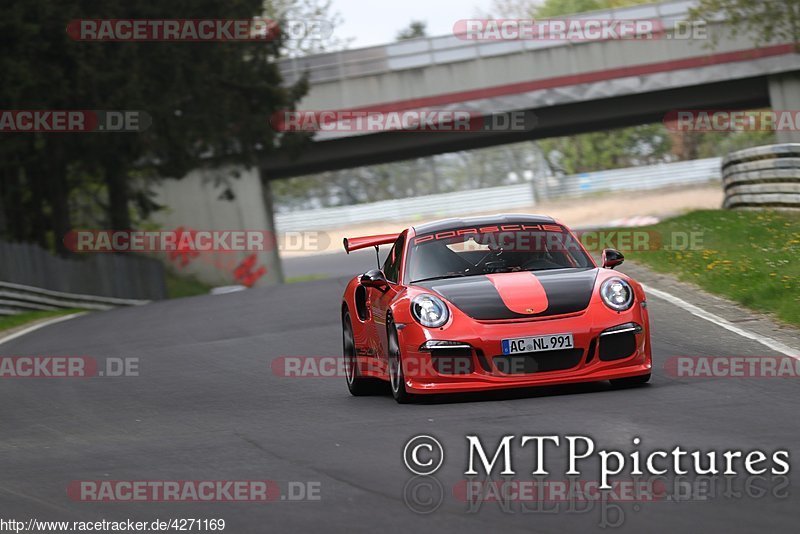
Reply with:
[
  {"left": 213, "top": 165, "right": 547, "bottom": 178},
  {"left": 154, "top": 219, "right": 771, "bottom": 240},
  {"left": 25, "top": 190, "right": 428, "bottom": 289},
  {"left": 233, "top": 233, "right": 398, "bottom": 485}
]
[{"left": 0, "top": 518, "right": 226, "bottom": 533}]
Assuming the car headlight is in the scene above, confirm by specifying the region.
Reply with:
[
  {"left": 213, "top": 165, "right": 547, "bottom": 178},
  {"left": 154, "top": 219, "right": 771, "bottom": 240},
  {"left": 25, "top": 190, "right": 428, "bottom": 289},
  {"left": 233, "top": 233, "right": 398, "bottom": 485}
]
[
  {"left": 411, "top": 294, "right": 450, "bottom": 328},
  {"left": 600, "top": 278, "right": 634, "bottom": 311}
]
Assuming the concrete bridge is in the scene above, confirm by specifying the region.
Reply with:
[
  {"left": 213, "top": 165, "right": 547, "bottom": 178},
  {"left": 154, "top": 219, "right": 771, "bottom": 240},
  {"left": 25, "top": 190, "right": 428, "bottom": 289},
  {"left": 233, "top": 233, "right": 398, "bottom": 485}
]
[{"left": 265, "top": 0, "right": 800, "bottom": 178}]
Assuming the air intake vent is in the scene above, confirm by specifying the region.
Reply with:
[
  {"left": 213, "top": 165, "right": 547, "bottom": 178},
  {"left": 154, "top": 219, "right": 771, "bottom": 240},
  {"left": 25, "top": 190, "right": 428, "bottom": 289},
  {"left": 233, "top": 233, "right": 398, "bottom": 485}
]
[
  {"left": 493, "top": 348, "right": 583, "bottom": 374},
  {"left": 599, "top": 332, "right": 636, "bottom": 361}
]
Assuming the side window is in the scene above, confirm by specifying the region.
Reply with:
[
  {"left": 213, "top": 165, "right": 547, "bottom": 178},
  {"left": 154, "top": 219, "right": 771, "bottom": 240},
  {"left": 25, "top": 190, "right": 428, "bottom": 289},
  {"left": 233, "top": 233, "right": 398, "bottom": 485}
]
[{"left": 382, "top": 234, "right": 405, "bottom": 283}]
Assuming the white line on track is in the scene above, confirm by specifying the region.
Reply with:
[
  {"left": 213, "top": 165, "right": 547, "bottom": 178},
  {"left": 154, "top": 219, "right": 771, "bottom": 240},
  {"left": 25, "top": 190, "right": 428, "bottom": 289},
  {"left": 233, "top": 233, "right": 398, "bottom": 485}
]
[
  {"left": 0, "top": 312, "right": 87, "bottom": 348},
  {"left": 642, "top": 284, "right": 799, "bottom": 359},
  {"left": 1, "top": 287, "right": 797, "bottom": 360}
]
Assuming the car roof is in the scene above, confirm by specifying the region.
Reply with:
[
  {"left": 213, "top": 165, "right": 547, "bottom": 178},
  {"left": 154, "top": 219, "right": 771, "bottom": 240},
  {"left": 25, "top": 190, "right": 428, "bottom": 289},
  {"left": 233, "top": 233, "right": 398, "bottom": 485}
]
[{"left": 411, "top": 213, "right": 557, "bottom": 235}]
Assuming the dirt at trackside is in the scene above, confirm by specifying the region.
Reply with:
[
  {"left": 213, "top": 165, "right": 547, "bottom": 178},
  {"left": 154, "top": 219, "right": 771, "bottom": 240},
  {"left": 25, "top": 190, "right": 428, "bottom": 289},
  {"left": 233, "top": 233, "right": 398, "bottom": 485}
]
[{"left": 283, "top": 183, "right": 724, "bottom": 257}]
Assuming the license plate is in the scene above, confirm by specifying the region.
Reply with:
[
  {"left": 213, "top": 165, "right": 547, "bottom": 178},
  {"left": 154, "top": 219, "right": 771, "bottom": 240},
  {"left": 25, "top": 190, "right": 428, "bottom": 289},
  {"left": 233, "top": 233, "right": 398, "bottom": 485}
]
[{"left": 502, "top": 333, "right": 574, "bottom": 355}]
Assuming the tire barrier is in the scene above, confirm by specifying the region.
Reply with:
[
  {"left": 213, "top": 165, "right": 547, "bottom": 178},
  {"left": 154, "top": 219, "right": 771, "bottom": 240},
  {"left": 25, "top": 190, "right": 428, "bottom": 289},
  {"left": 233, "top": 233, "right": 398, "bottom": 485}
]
[{"left": 722, "top": 144, "right": 800, "bottom": 210}]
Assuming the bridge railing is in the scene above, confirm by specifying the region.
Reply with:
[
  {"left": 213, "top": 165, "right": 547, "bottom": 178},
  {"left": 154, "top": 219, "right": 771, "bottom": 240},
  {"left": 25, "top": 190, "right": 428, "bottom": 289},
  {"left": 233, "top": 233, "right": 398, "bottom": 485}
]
[{"left": 278, "top": 0, "right": 697, "bottom": 85}]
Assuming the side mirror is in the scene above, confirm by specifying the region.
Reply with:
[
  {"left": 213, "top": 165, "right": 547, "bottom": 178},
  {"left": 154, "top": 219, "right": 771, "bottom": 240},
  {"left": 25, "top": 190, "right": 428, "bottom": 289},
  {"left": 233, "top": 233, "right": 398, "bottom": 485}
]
[
  {"left": 602, "top": 249, "right": 624, "bottom": 269},
  {"left": 360, "top": 269, "right": 389, "bottom": 289}
]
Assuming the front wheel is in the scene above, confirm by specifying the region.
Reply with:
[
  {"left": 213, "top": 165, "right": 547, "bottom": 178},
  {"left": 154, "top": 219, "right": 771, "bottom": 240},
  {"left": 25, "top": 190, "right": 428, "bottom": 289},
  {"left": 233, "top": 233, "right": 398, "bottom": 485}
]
[
  {"left": 610, "top": 373, "right": 651, "bottom": 388},
  {"left": 387, "top": 320, "right": 416, "bottom": 404}
]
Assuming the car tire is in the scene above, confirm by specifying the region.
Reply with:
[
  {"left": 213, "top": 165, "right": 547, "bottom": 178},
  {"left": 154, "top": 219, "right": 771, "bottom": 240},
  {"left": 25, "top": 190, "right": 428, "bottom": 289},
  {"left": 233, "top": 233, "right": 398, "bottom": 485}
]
[
  {"left": 343, "top": 311, "right": 382, "bottom": 396},
  {"left": 387, "top": 319, "right": 416, "bottom": 404},
  {"left": 610, "top": 373, "right": 651, "bottom": 388}
]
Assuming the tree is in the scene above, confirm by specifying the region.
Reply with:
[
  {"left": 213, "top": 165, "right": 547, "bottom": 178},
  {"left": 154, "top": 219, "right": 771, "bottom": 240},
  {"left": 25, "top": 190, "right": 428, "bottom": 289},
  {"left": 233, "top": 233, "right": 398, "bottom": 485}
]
[
  {"left": 491, "top": 0, "right": 651, "bottom": 18},
  {"left": 263, "top": 0, "right": 351, "bottom": 57},
  {"left": 690, "top": 0, "right": 800, "bottom": 52},
  {"left": 0, "top": 0, "right": 308, "bottom": 254},
  {"left": 396, "top": 21, "right": 427, "bottom": 41},
  {"left": 539, "top": 124, "right": 672, "bottom": 175},
  {"left": 270, "top": 142, "right": 549, "bottom": 210}
]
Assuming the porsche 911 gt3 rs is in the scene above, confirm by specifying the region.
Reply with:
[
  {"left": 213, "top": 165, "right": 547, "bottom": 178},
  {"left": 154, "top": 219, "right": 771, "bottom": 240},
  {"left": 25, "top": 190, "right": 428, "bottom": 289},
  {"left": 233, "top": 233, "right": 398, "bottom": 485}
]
[{"left": 341, "top": 214, "right": 652, "bottom": 403}]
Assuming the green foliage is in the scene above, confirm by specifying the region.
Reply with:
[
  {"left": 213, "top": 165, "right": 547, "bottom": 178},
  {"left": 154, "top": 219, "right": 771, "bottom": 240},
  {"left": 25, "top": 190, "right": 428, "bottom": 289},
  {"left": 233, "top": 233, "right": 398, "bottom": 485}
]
[
  {"left": 165, "top": 269, "right": 213, "bottom": 299},
  {"left": 0, "top": 0, "right": 308, "bottom": 250},
  {"left": 691, "top": 128, "right": 776, "bottom": 159},
  {"left": 491, "top": 0, "right": 650, "bottom": 18},
  {"left": 690, "top": 0, "right": 800, "bottom": 50},
  {"left": 539, "top": 124, "right": 671, "bottom": 175},
  {"left": 396, "top": 21, "right": 428, "bottom": 41},
  {"left": 536, "top": 0, "right": 647, "bottom": 18},
  {"left": 621, "top": 210, "right": 800, "bottom": 326},
  {"left": 0, "top": 309, "right": 85, "bottom": 333},
  {"left": 271, "top": 141, "right": 543, "bottom": 210},
  {"left": 286, "top": 273, "right": 328, "bottom": 283},
  {"left": 264, "top": 0, "right": 350, "bottom": 57}
]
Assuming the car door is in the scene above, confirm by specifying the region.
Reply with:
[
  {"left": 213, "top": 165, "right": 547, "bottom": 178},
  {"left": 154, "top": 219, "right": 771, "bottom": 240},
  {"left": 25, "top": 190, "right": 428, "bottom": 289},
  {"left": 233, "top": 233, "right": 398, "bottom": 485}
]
[{"left": 370, "top": 233, "right": 405, "bottom": 364}]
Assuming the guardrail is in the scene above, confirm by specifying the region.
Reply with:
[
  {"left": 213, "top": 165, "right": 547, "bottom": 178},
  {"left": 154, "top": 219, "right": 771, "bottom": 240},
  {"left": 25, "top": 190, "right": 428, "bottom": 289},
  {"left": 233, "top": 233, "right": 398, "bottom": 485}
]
[
  {"left": 0, "top": 281, "right": 150, "bottom": 317},
  {"left": 275, "top": 157, "right": 721, "bottom": 231},
  {"left": 548, "top": 157, "right": 721, "bottom": 198},
  {"left": 722, "top": 144, "right": 800, "bottom": 209},
  {"left": 278, "top": 183, "right": 534, "bottom": 231},
  {"left": 0, "top": 240, "right": 167, "bottom": 302}
]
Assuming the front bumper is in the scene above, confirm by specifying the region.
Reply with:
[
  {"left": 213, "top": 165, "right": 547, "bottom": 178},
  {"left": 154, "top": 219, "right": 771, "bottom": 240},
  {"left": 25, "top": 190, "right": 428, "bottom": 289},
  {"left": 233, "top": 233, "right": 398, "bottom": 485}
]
[{"left": 398, "top": 305, "right": 651, "bottom": 394}]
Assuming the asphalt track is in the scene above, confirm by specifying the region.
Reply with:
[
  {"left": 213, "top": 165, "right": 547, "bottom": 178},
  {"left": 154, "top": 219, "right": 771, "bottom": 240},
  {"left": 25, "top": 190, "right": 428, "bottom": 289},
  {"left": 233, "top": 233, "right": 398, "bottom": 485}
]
[{"left": 1, "top": 262, "right": 799, "bottom": 533}]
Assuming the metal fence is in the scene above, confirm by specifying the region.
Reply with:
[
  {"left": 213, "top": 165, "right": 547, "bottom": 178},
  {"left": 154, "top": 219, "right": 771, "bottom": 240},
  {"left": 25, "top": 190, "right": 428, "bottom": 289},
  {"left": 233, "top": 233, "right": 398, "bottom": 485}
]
[
  {"left": 549, "top": 157, "right": 722, "bottom": 197},
  {"left": 0, "top": 240, "right": 167, "bottom": 312},
  {"left": 275, "top": 157, "right": 721, "bottom": 231}
]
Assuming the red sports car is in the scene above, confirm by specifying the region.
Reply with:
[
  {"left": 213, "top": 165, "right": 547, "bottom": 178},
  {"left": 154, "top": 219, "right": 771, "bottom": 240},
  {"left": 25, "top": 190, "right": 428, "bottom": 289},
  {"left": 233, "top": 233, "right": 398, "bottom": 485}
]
[{"left": 341, "top": 214, "right": 652, "bottom": 403}]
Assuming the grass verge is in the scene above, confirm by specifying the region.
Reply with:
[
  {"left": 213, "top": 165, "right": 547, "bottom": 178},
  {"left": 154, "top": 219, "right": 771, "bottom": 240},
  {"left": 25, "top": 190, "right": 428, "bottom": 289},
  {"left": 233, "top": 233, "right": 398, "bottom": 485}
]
[
  {"left": 286, "top": 274, "right": 328, "bottom": 284},
  {"left": 617, "top": 209, "right": 800, "bottom": 326},
  {"left": 0, "top": 308, "right": 85, "bottom": 334},
  {"left": 165, "top": 270, "right": 212, "bottom": 298}
]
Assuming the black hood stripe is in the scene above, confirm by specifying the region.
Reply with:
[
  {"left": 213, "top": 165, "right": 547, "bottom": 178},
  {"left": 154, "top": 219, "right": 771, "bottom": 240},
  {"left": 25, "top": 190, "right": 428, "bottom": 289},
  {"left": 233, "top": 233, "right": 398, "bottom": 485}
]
[{"left": 415, "top": 268, "right": 598, "bottom": 320}]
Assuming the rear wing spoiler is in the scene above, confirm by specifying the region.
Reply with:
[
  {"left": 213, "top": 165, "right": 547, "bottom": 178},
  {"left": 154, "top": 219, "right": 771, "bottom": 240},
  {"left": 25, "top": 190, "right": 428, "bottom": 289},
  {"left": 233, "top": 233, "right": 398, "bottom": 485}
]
[{"left": 343, "top": 233, "right": 399, "bottom": 254}]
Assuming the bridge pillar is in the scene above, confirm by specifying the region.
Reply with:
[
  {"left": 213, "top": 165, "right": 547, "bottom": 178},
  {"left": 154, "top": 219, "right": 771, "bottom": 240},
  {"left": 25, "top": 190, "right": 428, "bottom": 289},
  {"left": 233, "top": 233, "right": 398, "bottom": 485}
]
[
  {"left": 768, "top": 72, "right": 800, "bottom": 143},
  {"left": 258, "top": 168, "right": 285, "bottom": 285}
]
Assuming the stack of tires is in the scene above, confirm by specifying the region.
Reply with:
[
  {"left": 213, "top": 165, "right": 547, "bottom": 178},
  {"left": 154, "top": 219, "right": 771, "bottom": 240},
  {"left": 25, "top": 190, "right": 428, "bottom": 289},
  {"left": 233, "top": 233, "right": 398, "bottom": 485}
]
[{"left": 722, "top": 144, "right": 800, "bottom": 210}]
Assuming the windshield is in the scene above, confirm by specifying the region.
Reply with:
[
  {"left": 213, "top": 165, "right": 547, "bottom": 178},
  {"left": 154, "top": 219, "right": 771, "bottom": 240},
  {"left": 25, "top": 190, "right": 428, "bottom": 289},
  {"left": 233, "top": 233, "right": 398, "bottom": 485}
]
[{"left": 407, "top": 224, "right": 593, "bottom": 283}]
